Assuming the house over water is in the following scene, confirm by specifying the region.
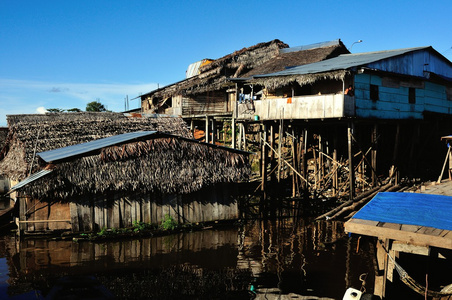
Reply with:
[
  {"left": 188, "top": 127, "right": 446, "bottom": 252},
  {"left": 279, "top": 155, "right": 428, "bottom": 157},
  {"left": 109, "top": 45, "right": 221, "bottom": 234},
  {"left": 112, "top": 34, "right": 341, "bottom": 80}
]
[
  {"left": 0, "top": 113, "right": 250, "bottom": 234},
  {"left": 138, "top": 39, "right": 349, "bottom": 145},
  {"left": 230, "top": 45, "right": 452, "bottom": 199}
]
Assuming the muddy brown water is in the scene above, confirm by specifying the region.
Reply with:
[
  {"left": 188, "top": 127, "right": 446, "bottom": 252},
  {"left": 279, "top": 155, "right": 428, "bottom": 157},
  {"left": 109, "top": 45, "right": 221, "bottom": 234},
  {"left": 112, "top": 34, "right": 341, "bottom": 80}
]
[{"left": 0, "top": 218, "right": 446, "bottom": 299}]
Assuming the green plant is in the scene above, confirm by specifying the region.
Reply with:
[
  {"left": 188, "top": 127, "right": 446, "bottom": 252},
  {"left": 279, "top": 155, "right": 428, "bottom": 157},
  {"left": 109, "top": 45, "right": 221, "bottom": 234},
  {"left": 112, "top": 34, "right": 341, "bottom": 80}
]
[{"left": 160, "top": 214, "right": 177, "bottom": 231}]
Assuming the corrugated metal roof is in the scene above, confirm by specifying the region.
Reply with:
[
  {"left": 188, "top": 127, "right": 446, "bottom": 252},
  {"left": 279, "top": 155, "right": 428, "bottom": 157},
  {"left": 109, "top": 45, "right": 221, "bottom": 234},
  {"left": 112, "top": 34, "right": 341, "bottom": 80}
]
[
  {"left": 10, "top": 169, "right": 53, "bottom": 192},
  {"left": 279, "top": 39, "right": 341, "bottom": 54},
  {"left": 38, "top": 131, "right": 158, "bottom": 163},
  {"left": 256, "top": 47, "right": 429, "bottom": 78}
]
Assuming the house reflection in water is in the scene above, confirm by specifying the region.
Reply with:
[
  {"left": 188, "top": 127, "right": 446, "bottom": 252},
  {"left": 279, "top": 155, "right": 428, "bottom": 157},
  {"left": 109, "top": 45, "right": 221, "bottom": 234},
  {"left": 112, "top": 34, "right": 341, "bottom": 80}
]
[{"left": 2, "top": 219, "right": 374, "bottom": 299}]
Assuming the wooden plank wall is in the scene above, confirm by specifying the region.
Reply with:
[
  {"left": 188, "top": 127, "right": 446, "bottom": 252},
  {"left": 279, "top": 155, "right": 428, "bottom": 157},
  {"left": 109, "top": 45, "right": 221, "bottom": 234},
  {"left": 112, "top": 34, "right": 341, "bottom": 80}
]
[
  {"left": 70, "top": 184, "right": 239, "bottom": 232},
  {"left": 355, "top": 73, "right": 452, "bottom": 119},
  {"left": 182, "top": 91, "right": 228, "bottom": 116}
]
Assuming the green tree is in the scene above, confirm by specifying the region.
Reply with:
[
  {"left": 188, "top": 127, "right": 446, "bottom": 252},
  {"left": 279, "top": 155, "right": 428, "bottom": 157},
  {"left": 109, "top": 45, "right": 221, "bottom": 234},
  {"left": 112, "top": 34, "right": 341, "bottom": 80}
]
[
  {"left": 47, "top": 108, "right": 65, "bottom": 113},
  {"left": 67, "top": 108, "right": 82, "bottom": 112},
  {"left": 86, "top": 100, "right": 107, "bottom": 112}
]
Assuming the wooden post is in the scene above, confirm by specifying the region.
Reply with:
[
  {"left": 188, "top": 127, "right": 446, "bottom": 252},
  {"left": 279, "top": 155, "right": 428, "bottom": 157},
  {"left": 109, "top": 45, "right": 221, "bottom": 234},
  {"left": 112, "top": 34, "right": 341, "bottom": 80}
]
[
  {"left": 232, "top": 118, "right": 236, "bottom": 149},
  {"left": 270, "top": 123, "right": 276, "bottom": 183},
  {"left": 205, "top": 116, "right": 210, "bottom": 144},
  {"left": 302, "top": 128, "right": 308, "bottom": 191},
  {"left": 333, "top": 133, "right": 338, "bottom": 197},
  {"left": 348, "top": 123, "right": 355, "bottom": 199},
  {"left": 391, "top": 124, "right": 400, "bottom": 184},
  {"left": 292, "top": 128, "right": 297, "bottom": 197},
  {"left": 371, "top": 124, "right": 378, "bottom": 187},
  {"left": 211, "top": 118, "right": 216, "bottom": 145},
  {"left": 374, "top": 239, "right": 390, "bottom": 298},
  {"left": 278, "top": 121, "right": 283, "bottom": 183},
  {"left": 261, "top": 123, "right": 268, "bottom": 203}
]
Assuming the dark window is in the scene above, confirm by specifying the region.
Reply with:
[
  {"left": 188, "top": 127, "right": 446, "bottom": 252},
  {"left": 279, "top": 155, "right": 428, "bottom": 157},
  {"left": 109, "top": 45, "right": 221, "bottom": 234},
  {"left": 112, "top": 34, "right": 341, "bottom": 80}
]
[
  {"left": 409, "top": 87, "right": 416, "bottom": 104},
  {"left": 370, "top": 85, "right": 379, "bottom": 101}
]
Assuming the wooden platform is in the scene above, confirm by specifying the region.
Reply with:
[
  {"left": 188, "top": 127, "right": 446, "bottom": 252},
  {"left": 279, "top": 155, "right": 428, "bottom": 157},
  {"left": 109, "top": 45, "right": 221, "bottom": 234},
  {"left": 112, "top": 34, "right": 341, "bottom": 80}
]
[
  {"left": 345, "top": 218, "right": 452, "bottom": 250},
  {"left": 345, "top": 180, "right": 452, "bottom": 250}
]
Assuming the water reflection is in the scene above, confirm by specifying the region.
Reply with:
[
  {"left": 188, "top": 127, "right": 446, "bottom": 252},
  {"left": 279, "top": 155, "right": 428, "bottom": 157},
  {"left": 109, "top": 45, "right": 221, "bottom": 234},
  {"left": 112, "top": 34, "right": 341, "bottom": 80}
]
[{"left": 0, "top": 219, "right": 376, "bottom": 299}]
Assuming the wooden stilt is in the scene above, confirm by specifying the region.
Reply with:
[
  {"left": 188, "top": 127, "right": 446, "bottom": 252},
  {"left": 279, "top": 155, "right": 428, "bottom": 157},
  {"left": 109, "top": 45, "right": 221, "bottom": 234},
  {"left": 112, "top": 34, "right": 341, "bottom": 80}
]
[
  {"left": 292, "top": 128, "right": 297, "bottom": 197},
  {"left": 261, "top": 123, "right": 268, "bottom": 203},
  {"left": 333, "top": 132, "right": 338, "bottom": 197},
  {"left": 211, "top": 118, "right": 216, "bottom": 145},
  {"left": 371, "top": 124, "right": 378, "bottom": 187},
  {"left": 232, "top": 118, "right": 236, "bottom": 149},
  {"left": 348, "top": 123, "right": 355, "bottom": 199},
  {"left": 302, "top": 128, "right": 308, "bottom": 191},
  {"left": 391, "top": 124, "right": 400, "bottom": 184},
  {"left": 205, "top": 116, "right": 210, "bottom": 144}
]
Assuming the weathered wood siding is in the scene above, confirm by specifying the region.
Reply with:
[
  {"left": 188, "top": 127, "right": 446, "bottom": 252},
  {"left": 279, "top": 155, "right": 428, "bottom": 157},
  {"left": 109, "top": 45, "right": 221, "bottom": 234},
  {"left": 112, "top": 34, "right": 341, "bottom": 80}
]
[
  {"left": 69, "top": 183, "right": 238, "bottom": 232},
  {"left": 355, "top": 73, "right": 452, "bottom": 119},
  {"left": 22, "top": 198, "right": 71, "bottom": 232},
  {"left": 182, "top": 91, "right": 229, "bottom": 116},
  {"left": 237, "top": 94, "right": 354, "bottom": 121}
]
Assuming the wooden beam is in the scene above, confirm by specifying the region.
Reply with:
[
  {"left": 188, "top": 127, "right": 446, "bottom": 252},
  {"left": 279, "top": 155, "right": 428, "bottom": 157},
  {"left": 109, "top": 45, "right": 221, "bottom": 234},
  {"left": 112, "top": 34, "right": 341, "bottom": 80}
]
[{"left": 345, "top": 219, "right": 452, "bottom": 250}]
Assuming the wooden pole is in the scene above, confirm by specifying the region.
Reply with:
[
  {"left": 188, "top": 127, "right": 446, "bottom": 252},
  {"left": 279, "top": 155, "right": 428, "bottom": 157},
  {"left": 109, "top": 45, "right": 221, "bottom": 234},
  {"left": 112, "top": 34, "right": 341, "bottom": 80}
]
[
  {"left": 391, "top": 124, "right": 400, "bottom": 184},
  {"left": 205, "top": 116, "right": 210, "bottom": 144},
  {"left": 292, "top": 128, "right": 297, "bottom": 197},
  {"left": 302, "top": 128, "right": 308, "bottom": 190},
  {"left": 333, "top": 133, "right": 338, "bottom": 197},
  {"left": 348, "top": 123, "right": 355, "bottom": 199},
  {"left": 211, "top": 118, "right": 216, "bottom": 145},
  {"left": 232, "top": 118, "right": 236, "bottom": 149},
  {"left": 371, "top": 124, "right": 378, "bottom": 187},
  {"left": 261, "top": 123, "right": 268, "bottom": 203}
]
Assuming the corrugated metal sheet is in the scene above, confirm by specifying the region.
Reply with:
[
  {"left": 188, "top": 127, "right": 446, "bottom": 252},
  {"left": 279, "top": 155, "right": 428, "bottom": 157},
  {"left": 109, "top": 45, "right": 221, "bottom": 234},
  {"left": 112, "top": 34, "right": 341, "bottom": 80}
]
[
  {"left": 256, "top": 47, "right": 429, "bottom": 78},
  {"left": 279, "top": 39, "right": 341, "bottom": 54},
  {"left": 38, "top": 131, "right": 157, "bottom": 163},
  {"left": 10, "top": 169, "right": 53, "bottom": 191}
]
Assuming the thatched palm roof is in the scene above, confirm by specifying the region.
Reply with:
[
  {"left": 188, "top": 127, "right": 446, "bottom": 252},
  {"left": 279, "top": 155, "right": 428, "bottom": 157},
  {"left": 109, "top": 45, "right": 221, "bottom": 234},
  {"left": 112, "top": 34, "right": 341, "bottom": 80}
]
[
  {"left": 0, "top": 112, "right": 192, "bottom": 180},
  {"left": 140, "top": 39, "right": 288, "bottom": 100},
  {"left": 18, "top": 133, "right": 250, "bottom": 200},
  {"left": 242, "top": 40, "right": 349, "bottom": 77}
]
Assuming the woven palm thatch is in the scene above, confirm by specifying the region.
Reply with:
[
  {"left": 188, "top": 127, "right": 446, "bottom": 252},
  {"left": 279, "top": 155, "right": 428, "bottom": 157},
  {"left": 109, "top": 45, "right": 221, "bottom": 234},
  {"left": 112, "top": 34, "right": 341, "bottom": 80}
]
[
  {"left": 21, "top": 135, "right": 250, "bottom": 200},
  {"left": 141, "top": 39, "right": 288, "bottom": 100},
  {"left": 251, "top": 70, "right": 351, "bottom": 90},
  {"left": 0, "top": 112, "right": 192, "bottom": 180},
  {"left": 243, "top": 41, "right": 349, "bottom": 77}
]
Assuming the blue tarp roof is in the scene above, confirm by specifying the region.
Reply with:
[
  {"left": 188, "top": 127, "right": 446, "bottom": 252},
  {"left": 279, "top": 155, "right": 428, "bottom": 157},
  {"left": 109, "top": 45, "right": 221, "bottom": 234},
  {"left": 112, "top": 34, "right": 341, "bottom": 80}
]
[
  {"left": 352, "top": 192, "right": 452, "bottom": 231},
  {"left": 38, "top": 131, "right": 157, "bottom": 163}
]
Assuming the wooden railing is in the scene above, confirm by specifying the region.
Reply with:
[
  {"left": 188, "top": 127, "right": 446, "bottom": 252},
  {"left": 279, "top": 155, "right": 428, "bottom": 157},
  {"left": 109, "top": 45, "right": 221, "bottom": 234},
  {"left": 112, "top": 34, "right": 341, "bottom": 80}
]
[{"left": 237, "top": 94, "right": 355, "bottom": 120}]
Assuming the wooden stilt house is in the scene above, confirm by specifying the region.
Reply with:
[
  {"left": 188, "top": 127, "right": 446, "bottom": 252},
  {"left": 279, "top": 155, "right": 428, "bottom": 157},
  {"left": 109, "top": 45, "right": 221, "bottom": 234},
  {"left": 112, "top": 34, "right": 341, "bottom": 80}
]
[
  {"left": 139, "top": 39, "right": 349, "bottom": 145},
  {"left": 230, "top": 46, "right": 452, "bottom": 199},
  {"left": 0, "top": 113, "right": 250, "bottom": 234}
]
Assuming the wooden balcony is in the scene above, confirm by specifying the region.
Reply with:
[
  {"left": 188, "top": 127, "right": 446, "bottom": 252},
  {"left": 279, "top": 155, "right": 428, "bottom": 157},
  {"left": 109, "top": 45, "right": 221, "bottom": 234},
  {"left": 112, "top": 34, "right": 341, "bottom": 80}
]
[{"left": 237, "top": 94, "right": 355, "bottom": 121}]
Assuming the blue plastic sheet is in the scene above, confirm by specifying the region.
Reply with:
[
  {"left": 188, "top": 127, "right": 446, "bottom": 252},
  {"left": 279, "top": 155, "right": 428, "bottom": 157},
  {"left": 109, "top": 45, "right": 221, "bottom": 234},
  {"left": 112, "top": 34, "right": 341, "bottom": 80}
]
[{"left": 352, "top": 192, "right": 452, "bottom": 231}]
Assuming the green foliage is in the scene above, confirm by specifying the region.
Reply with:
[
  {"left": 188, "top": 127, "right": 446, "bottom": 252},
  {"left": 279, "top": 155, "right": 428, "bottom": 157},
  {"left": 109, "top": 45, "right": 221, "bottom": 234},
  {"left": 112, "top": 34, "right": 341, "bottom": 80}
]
[
  {"left": 67, "top": 108, "right": 82, "bottom": 112},
  {"left": 133, "top": 220, "right": 154, "bottom": 233},
  {"left": 86, "top": 100, "right": 107, "bottom": 112},
  {"left": 160, "top": 214, "right": 177, "bottom": 231},
  {"left": 47, "top": 108, "right": 65, "bottom": 113}
]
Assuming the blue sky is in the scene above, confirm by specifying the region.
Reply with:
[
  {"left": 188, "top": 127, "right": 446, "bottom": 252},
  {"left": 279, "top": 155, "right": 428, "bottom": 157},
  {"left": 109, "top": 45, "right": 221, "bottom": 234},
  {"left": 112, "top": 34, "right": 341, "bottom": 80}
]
[{"left": 1, "top": 0, "right": 451, "bottom": 126}]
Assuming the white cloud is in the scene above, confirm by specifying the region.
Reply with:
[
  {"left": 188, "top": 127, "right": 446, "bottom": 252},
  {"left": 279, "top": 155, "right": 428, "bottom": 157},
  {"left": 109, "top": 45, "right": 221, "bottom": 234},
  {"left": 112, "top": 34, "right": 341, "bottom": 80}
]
[
  {"left": 36, "top": 107, "right": 48, "bottom": 114},
  {"left": 0, "top": 78, "right": 159, "bottom": 126}
]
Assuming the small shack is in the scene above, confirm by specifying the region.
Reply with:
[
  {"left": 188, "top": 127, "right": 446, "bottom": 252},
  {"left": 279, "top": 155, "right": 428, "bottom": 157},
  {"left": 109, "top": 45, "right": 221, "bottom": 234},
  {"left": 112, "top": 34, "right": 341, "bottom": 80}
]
[
  {"left": 0, "top": 113, "right": 250, "bottom": 234},
  {"left": 345, "top": 192, "right": 452, "bottom": 298}
]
